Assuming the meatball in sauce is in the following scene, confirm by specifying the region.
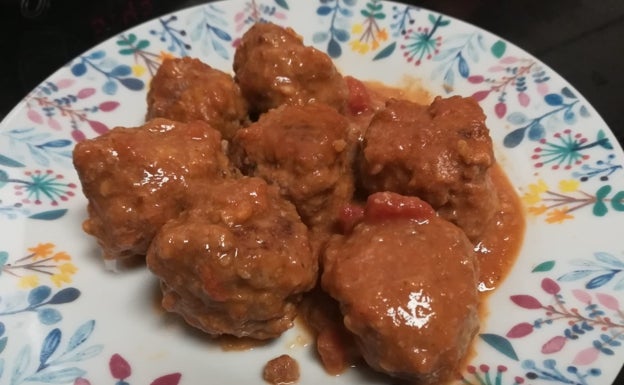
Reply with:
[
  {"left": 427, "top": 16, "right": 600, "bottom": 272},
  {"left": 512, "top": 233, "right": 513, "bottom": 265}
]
[
  {"left": 146, "top": 177, "right": 317, "bottom": 340},
  {"left": 146, "top": 56, "right": 249, "bottom": 140},
  {"left": 322, "top": 192, "right": 480, "bottom": 384},
  {"left": 358, "top": 96, "right": 498, "bottom": 242},
  {"left": 72, "top": 118, "right": 232, "bottom": 261},
  {"left": 232, "top": 103, "right": 356, "bottom": 250},
  {"left": 73, "top": 21, "right": 526, "bottom": 385},
  {"left": 233, "top": 22, "right": 348, "bottom": 116}
]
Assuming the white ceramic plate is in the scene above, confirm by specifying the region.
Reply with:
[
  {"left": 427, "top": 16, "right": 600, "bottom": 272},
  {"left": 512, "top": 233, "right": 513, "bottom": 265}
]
[{"left": 1, "top": 1, "right": 623, "bottom": 384}]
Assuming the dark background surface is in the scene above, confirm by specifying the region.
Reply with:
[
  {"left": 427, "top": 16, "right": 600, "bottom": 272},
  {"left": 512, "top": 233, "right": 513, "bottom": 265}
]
[
  {"left": 1, "top": 0, "right": 623, "bottom": 150},
  {"left": 0, "top": 0, "right": 622, "bottom": 382}
]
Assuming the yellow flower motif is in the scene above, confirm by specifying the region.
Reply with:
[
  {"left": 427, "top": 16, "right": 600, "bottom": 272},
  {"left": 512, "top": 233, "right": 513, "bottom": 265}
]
[
  {"left": 377, "top": 28, "right": 388, "bottom": 42},
  {"left": 28, "top": 243, "right": 55, "bottom": 259},
  {"left": 529, "top": 179, "right": 549, "bottom": 194},
  {"left": 522, "top": 179, "right": 549, "bottom": 205},
  {"left": 558, "top": 179, "right": 580, "bottom": 193},
  {"left": 132, "top": 64, "right": 147, "bottom": 77},
  {"left": 59, "top": 262, "right": 78, "bottom": 275},
  {"left": 546, "top": 207, "right": 574, "bottom": 224},
  {"left": 522, "top": 191, "right": 541, "bottom": 205},
  {"left": 18, "top": 275, "right": 39, "bottom": 289},
  {"left": 159, "top": 51, "right": 176, "bottom": 62},
  {"left": 528, "top": 205, "right": 548, "bottom": 215},
  {"left": 350, "top": 40, "right": 370, "bottom": 54},
  {"left": 351, "top": 23, "right": 364, "bottom": 34},
  {"left": 51, "top": 273, "right": 72, "bottom": 287}
]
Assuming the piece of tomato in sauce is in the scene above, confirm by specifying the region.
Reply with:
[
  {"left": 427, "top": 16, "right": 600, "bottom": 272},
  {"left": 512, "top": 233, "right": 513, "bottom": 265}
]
[
  {"left": 344, "top": 75, "right": 373, "bottom": 115},
  {"left": 338, "top": 192, "right": 436, "bottom": 234}
]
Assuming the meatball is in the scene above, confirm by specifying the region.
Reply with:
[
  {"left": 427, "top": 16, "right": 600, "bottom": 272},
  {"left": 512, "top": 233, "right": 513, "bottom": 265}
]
[
  {"left": 233, "top": 22, "right": 348, "bottom": 116},
  {"left": 322, "top": 192, "right": 479, "bottom": 384},
  {"left": 358, "top": 96, "right": 498, "bottom": 241},
  {"left": 263, "top": 355, "right": 300, "bottom": 385},
  {"left": 72, "top": 118, "right": 232, "bottom": 261},
  {"left": 146, "top": 57, "right": 248, "bottom": 140},
  {"left": 146, "top": 177, "right": 317, "bottom": 340},
  {"left": 232, "top": 103, "right": 355, "bottom": 245}
]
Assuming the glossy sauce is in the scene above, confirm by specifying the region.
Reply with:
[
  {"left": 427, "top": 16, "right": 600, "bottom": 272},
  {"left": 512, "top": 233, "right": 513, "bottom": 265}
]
[
  {"left": 475, "top": 164, "right": 525, "bottom": 293},
  {"left": 362, "top": 79, "right": 525, "bottom": 293}
]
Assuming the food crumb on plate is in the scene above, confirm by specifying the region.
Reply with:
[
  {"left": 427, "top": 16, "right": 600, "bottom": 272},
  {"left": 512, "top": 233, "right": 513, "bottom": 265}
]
[{"left": 263, "top": 354, "right": 300, "bottom": 385}]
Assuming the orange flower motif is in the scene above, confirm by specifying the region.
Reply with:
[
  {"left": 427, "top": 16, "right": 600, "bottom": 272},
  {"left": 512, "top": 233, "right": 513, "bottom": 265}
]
[
  {"left": 377, "top": 28, "right": 388, "bottom": 42},
  {"left": 28, "top": 243, "right": 55, "bottom": 259},
  {"left": 546, "top": 207, "right": 574, "bottom": 224},
  {"left": 528, "top": 205, "right": 548, "bottom": 215},
  {"left": 52, "top": 251, "right": 71, "bottom": 262},
  {"left": 7, "top": 244, "right": 77, "bottom": 288},
  {"left": 159, "top": 51, "right": 176, "bottom": 62}
]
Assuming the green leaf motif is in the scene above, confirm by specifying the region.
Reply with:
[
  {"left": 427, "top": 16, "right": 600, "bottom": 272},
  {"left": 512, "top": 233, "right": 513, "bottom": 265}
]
[
  {"left": 136, "top": 39, "right": 150, "bottom": 50},
  {"left": 532, "top": 260, "right": 555, "bottom": 273},
  {"left": 0, "top": 169, "right": 8, "bottom": 189},
  {"left": 118, "top": 48, "right": 135, "bottom": 56},
  {"left": 0, "top": 154, "right": 25, "bottom": 168},
  {"left": 275, "top": 0, "right": 288, "bottom": 10},
  {"left": 0, "top": 336, "right": 7, "bottom": 354},
  {"left": 491, "top": 40, "right": 506, "bottom": 58},
  {"left": 593, "top": 200, "right": 608, "bottom": 217},
  {"left": 593, "top": 185, "right": 611, "bottom": 217},
  {"left": 480, "top": 333, "right": 519, "bottom": 361},
  {"left": 611, "top": 191, "right": 624, "bottom": 211},
  {"left": 29, "top": 209, "right": 68, "bottom": 221},
  {"left": 0, "top": 251, "right": 8, "bottom": 266},
  {"left": 373, "top": 42, "right": 396, "bottom": 61}
]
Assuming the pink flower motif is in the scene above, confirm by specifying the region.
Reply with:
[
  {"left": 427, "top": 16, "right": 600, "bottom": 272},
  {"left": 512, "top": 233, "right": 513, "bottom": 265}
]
[
  {"left": 537, "top": 82, "right": 549, "bottom": 95},
  {"left": 573, "top": 347, "right": 601, "bottom": 365},
  {"left": 518, "top": 91, "right": 530, "bottom": 107},
  {"left": 572, "top": 289, "right": 592, "bottom": 305},
  {"left": 110, "top": 353, "right": 132, "bottom": 380},
  {"left": 507, "top": 322, "right": 534, "bottom": 338},
  {"left": 56, "top": 78, "right": 75, "bottom": 89},
  {"left": 495, "top": 102, "right": 507, "bottom": 118},
  {"left": 541, "top": 335, "right": 567, "bottom": 354},
  {"left": 47, "top": 117, "right": 62, "bottom": 131},
  {"left": 510, "top": 294, "right": 543, "bottom": 309},
  {"left": 500, "top": 56, "right": 519, "bottom": 64},
  {"left": 27, "top": 109, "right": 43, "bottom": 124},
  {"left": 596, "top": 293, "right": 620, "bottom": 311},
  {"left": 541, "top": 278, "right": 561, "bottom": 295},
  {"left": 77, "top": 88, "right": 96, "bottom": 99}
]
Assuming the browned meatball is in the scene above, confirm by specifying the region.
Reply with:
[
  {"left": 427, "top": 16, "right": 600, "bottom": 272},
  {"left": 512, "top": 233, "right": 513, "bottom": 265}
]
[
  {"left": 358, "top": 96, "right": 498, "bottom": 241},
  {"left": 232, "top": 103, "right": 355, "bottom": 244},
  {"left": 146, "top": 57, "right": 248, "bottom": 140},
  {"left": 322, "top": 192, "right": 479, "bottom": 384},
  {"left": 146, "top": 177, "right": 317, "bottom": 340},
  {"left": 233, "top": 22, "right": 348, "bottom": 116},
  {"left": 73, "top": 118, "right": 232, "bottom": 261}
]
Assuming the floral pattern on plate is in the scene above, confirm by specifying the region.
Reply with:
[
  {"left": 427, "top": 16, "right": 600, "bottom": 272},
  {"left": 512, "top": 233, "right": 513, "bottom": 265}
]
[{"left": 1, "top": 0, "right": 623, "bottom": 384}]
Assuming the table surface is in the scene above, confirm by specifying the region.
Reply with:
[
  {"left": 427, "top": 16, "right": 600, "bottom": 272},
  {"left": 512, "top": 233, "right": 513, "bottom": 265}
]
[{"left": 0, "top": 0, "right": 622, "bottom": 383}]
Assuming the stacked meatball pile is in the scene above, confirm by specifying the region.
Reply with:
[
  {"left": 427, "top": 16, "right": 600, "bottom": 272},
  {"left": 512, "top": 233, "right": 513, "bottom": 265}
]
[{"left": 73, "top": 22, "right": 500, "bottom": 384}]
